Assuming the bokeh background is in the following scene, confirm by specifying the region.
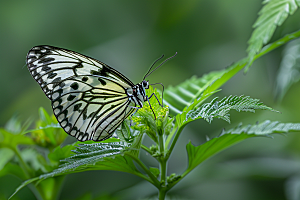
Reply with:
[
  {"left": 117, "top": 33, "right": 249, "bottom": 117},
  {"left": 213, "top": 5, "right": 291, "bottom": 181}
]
[{"left": 1, "top": 0, "right": 300, "bottom": 199}]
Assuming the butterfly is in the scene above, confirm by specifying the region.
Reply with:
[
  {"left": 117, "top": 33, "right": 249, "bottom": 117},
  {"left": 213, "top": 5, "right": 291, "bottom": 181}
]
[{"left": 27, "top": 45, "right": 176, "bottom": 141}]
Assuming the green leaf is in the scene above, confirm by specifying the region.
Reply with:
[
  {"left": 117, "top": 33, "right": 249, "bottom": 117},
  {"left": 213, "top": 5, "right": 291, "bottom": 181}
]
[
  {"left": 186, "top": 95, "right": 278, "bottom": 123},
  {"left": 29, "top": 108, "right": 68, "bottom": 148},
  {"left": 164, "top": 70, "right": 225, "bottom": 114},
  {"left": 184, "top": 120, "right": 300, "bottom": 177},
  {"left": 56, "top": 142, "right": 130, "bottom": 173},
  {"left": 20, "top": 148, "right": 48, "bottom": 174},
  {"left": 133, "top": 86, "right": 170, "bottom": 142},
  {"left": 116, "top": 120, "right": 141, "bottom": 145},
  {"left": 48, "top": 143, "right": 76, "bottom": 163},
  {"left": 0, "top": 128, "right": 34, "bottom": 149},
  {"left": 23, "top": 123, "right": 62, "bottom": 134},
  {"left": 0, "top": 148, "right": 14, "bottom": 171},
  {"left": 275, "top": 38, "right": 300, "bottom": 101},
  {"left": 39, "top": 107, "right": 52, "bottom": 124},
  {"left": 150, "top": 167, "right": 160, "bottom": 178},
  {"left": 0, "top": 163, "right": 27, "bottom": 180},
  {"left": 10, "top": 140, "right": 146, "bottom": 199},
  {"left": 40, "top": 134, "right": 145, "bottom": 180},
  {"left": 9, "top": 177, "right": 40, "bottom": 200},
  {"left": 167, "top": 31, "right": 300, "bottom": 148},
  {"left": 4, "top": 116, "right": 32, "bottom": 134},
  {"left": 246, "top": 0, "right": 300, "bottom": 72}
]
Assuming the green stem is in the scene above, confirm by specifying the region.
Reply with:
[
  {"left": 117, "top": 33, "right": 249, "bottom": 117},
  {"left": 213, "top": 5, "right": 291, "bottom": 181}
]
[
  {"left": 126, "top": 154, "right": 161, "bottom": 188},
  {"left": 12, "top": 147, "right": 46, "bottom": 200},
  {"left": 165, "top": 123, "right": 186, "bottom": 160},
  {"left": 255, "top": 29, "right": 300, "bottom": 59},
  {"left": 159, "top": 187, "right": 167, "bottom": 200},
  {"left": 158, "top": 134, "right": 166, "bottom": 184},
  {"left": 141, "top": 144, "right": 152, "bottom": 155},
  {"left": 158, "top": 133, "right": 168, "bottom": 199},
  {"left": 13, "top": 147, "right": 31, "bottom": 179}
]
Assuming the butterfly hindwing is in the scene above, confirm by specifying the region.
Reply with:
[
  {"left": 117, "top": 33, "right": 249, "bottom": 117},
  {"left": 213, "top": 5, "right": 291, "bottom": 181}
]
[{"left": 27, "top": 45, "right": 136, "bottom": 141}]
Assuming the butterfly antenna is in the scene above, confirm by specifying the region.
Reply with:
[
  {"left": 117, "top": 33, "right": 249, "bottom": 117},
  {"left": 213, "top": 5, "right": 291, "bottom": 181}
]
[
  {"left": 143, "top": 54, "right": 165, "bottom": 80},
  {"left": 144, "top": 52, "right": 177, "bottom": 79}
]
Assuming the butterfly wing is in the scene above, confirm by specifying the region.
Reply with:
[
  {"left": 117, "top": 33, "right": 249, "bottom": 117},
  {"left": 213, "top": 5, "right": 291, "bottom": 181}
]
[{"left": 27, "top": 45, "right": 135, "bottom": 141}]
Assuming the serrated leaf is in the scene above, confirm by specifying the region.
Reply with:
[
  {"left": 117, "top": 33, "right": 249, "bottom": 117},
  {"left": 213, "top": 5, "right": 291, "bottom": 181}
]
[
  {"left": 10, "top": 141, "right": 145, "bottom": 199},
  {"left": 186, "top": 95, "right": 278, "bottom": 123},
  {"left": 184, "top": 120, "right": 300, "bottom": 176},
  {"left": 48, "top": 143, "right": 76, "bottom": 163},
  {"left": 275, "top": 38, "right": 300, "bottom": 101},
  {"left": 40, "top": 134, "right": 145, "bottom": 179},
  {"left": 133, "top": 86, "right": 170, "bottom": 143},
  {"left": 246, "top": 0, "right": 300, "bottom": 72},
  {"left": 164, "top": 70, "right": 225, "bottom": 114},
  {"left": 59, "top": 142, "right": 130, "bottom": 169}
]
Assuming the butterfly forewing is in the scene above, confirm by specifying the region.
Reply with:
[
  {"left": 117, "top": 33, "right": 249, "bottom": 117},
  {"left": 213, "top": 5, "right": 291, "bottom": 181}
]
[{"left": 27, "top": 45, "right": 136, "bottom": 141}]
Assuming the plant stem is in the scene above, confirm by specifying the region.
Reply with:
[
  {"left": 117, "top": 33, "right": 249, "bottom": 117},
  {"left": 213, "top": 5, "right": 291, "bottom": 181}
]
[
  {"left": 165, "top": 123, "right": 186, "bottom": 160},
  {"left": 126, "top": 153, "right": 161, "bottom": 188},
  {"left": 158, "top": 133, "right": 168, "bottom": 199},
  {"left": 12, "top": 147, "right": 46, "bottom": 200},
  {"left": 255, "top": 29, "right": 300, "bottom": 59},
  {"left": 13, "top": 147, "right": 31, "bottom": 179},
  {"left": 159, "top": 188, "right": 167, "bottom": 200},
  {"left": 158, "top": 134, "right": 166, "bottom": 184},
  {"left": 141, "top": 144, "right": 152, "bottom": 155}
]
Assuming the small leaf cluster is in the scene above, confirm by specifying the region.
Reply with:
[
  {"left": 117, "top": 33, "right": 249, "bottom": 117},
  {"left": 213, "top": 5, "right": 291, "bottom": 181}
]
[{"left": 0, "top": 108, "right": 72, "bottom": 200}]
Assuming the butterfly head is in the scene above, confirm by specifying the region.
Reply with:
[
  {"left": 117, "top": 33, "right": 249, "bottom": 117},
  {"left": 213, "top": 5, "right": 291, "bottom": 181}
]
[{"left": 142, "top": 80, "right": 149, "bottom": 89}]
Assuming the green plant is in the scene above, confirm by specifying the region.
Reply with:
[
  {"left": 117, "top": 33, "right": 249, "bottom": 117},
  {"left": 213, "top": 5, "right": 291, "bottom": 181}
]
[{"left": 2, "top": 1, "right": 300, "bottom": 199}]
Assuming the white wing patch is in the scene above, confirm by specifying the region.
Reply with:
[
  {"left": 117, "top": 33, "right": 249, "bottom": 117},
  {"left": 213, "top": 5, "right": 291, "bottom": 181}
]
[{"left": 27, "top": 45, "right": 136, "bottom": 141}]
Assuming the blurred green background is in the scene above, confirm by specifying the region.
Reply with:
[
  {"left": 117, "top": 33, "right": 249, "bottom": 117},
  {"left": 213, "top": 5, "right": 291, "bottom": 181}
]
[{"left": 1, "top": 0, "right": 300, "bottom": 199}]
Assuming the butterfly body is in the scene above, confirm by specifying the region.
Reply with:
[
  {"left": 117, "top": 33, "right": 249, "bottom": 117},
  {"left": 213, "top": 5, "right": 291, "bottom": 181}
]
[{"left": 27, "top": 45, "right": 151, "bottom": 141}]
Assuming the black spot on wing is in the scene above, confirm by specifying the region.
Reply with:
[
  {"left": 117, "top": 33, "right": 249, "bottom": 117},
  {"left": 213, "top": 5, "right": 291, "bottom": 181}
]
[
  {"left": 91, "top": 70, "right": 101, "bottom": 76},
  {"left": 73, "top": 103, "right": 82, "bottom": 111},
  {"left": 82, "top": 76, "right": 88, "bottom": 82},
  {"left": 82, "top": 109, "right": 87, "bottom": 120},
  {"left": 67, "top": 94, "right": 76, "bottom": 101},
  {"left": 38, "top": 57, "right": 55, "bottom": 64},
  {"left": 47, "top": 72, "right": 57, "bottom": 79},
  {"left": 98, "top": 78, "right": 106, "bottom": 86},
  {"left": 70, "top": 82, "right": 79, "bottom": 90},
  {"left": 91, "top": 66, "right": 110, "bottom": 77},
  {"left": 42, "top": 65, "right": 51, "bottom": 71},
  {"left": 99, "top": 67, "right": 110, "bottom": 76}
]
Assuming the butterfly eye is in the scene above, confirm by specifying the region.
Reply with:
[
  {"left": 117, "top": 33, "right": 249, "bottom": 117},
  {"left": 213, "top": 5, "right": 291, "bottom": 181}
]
[{"left": 142, "top": 80, "right": 148, "bottom": 87}]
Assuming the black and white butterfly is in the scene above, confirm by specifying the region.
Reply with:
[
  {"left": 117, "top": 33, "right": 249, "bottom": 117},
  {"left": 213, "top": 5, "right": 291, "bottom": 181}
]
[{"left": 27, "top": 45, "right": 175, "bottom": 141}]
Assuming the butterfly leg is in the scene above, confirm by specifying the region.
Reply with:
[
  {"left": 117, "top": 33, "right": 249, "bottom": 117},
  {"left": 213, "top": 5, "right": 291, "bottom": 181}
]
[
  {"left": 129, "top": 102, "right": 143, "bottom": 126},
  {"left": 149, "top": 83, "right": 164, "bottom": 107},
  {"left": 146, "top": 97, "right": 157, "bottom": 120},
  {"left": 148, "top": 93, "right": 163, "bottom": 108}
]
